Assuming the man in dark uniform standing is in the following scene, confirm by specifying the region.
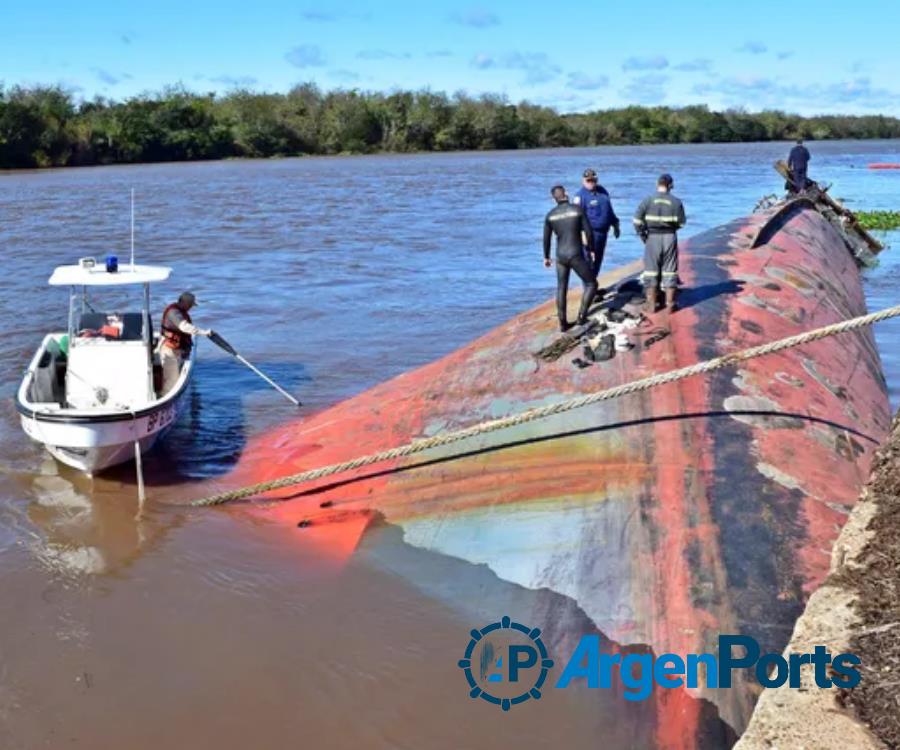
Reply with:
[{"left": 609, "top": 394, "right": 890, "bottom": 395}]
[
  {"left": 544, "top": 185, "right": 598, "bottom": 331},
  {"left": 633, "top": 174, "right": 686, "bottom": 314},
  {"left": 788, "top": 138, "right": 811, "bottom": 192},
  {"left": 572, "top": 168, "right": 621, "bottom": 280}
]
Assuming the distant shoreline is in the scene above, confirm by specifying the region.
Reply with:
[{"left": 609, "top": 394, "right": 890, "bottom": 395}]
[
  {"left": 4, "top": 138, "right": 900, "bottom": 176},
  {"left": 2, "top": 83, "right": 899, "bottom": 170}
]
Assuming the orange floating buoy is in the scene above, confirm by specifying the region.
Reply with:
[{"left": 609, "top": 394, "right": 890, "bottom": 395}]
[{"left": 868, "top": 163, "right": 900, "bottom": 170}]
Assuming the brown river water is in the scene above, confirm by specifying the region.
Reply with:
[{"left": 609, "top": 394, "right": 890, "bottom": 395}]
[{"left": 1, "top": 142, "right": 899, "bottom": 748}]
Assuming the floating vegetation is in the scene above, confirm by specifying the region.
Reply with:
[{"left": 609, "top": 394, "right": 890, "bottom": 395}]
[{"left": 856, "top": 211, "right": 900, "bottom": 231}]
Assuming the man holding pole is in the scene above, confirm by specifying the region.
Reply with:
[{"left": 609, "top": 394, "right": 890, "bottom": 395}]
[{"left": 158, "top": 292, "right": 210, "bottom": 395}]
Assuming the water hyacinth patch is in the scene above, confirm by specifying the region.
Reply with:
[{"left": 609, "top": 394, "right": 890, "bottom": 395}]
[{"left": 857, "top": 211, "right": 900, "bottom": 232}]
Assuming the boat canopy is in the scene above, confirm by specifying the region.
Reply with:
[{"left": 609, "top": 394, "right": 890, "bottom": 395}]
[{"left": 48, "top": 263, "right": 172, "bottom": 287}]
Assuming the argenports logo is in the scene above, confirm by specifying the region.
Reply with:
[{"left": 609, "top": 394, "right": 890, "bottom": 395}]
[
  {"left": 459, "top": 617, "right": 862, "bottom": 709},
  {"left": 457, "top": 616, "right": 554, "bottom": 711}
]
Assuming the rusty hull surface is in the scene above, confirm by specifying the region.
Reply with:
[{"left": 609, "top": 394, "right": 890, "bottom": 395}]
[{"left": 219, "top": 202, "right": 891, "bottom": 747}]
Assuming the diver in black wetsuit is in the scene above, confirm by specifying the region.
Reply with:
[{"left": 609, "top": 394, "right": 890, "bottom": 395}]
[{"left": 543, "top": 185, "right": 598, "bottom": 332}]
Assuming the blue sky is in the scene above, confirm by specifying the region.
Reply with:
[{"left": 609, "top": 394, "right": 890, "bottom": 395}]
[{"left": 3, "top": 0, "right": 899, "bottom": 114}]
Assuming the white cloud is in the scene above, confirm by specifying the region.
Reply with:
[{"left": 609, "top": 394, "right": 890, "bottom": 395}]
[
  {"left": 622, "top": 55, "right": 669, "bottom": 71},
  {"left": 737, "top": 41, "right": 768, "bottom": 55},
  {"left": 693, "top": 75, "right": 899, "bottom": 113},
  {"left": 470, "top": 51, "right": 561, "bottom": 84},
  {"left": 673, "top": 58, "right": 713, "bottom": 73},
  {"left": 209, "top": 74, "right": 259, "bottom": 87},
  {"left": 356, "top": 49, "right": 411, "bottom": 60},
  {"left": 450, "top": 8, "right": 500, "bottom": 27},
  {"left": 567, "top": 72, "right": 609, "bottom": 91},
  {"left": 622, "top": 73, "right": 670, "bottom": 104},
  {"left": 285, "top": 45, "right": 326, "bottom": 68}
]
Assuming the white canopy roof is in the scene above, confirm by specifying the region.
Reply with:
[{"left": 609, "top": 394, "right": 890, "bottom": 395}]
[{"left": 48, "top": 263, "right": 172, "bottom": 287}]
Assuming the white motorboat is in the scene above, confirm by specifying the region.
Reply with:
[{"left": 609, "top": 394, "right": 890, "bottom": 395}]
[{"left": 16, "top": 259, "right": 195, "bottom": 475}]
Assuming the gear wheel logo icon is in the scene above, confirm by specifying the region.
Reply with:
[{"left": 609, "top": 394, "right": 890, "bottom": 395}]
[{"left": 457, "top": 615, "right": 554, "bottom": 711}]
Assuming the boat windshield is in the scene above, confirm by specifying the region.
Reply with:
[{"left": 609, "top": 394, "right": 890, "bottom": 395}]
[{"left": 68, "top": 283, "right": 154, "bottom": 349}]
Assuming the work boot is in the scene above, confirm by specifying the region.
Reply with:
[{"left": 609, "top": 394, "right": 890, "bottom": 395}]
[
  {"left": 664, "top": 287, "right": 677, "bottom": 312},
  {"left": 644, "top": 285, "right": 658, "bottom": 315}
]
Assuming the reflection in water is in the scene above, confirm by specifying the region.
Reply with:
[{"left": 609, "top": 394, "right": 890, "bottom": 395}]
[
  {"left": 357, "top": 519, "right": 739, "bottom": 749},
  {"left": 7, "top": 350, "right": 309, "bottom": 597},
  {"left": 26, "top": 457, "right": 184, "bottom": 578}
]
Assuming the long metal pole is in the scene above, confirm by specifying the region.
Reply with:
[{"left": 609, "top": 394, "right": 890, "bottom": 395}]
[
  {"left": 134, "top": 439, "right": 146, "bottom": 517},
  {"left": 68, "top": 286, "right": 77, "bottom": 341},
  {"left": 234, "top": 353, "right": 301, "bottom": 406},
  {"left": 144, "top": 283, "right": 154, "bottom": 399},
  {"left": 130, "top": 188, "right": 135, "bottom": 270}
]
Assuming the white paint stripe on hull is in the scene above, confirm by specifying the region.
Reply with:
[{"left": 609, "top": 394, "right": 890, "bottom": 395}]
[{"left": 22, "top": 389, "right": 189, "bottom": 473}]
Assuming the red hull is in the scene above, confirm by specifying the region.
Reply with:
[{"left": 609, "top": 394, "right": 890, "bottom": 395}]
[{"left": 213, "top": 202, "right": 890, "bottom": 746}]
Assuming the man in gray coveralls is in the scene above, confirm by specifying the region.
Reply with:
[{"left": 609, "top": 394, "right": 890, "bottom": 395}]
[{"left": 633, "top": 173, "right": 686, "bottom": 314}]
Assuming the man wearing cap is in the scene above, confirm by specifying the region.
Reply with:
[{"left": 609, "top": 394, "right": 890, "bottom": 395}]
[
  {"left": 158, "top": 292, "right": 211, "bottom": 395},
  {"left": 633, "top": 174, "right": 686, "bottom": 314},
  {"left": 572, "top": 168, "right": 621, "bottom": 280},
  {"left": 544, "top": 184, "right": 598, "bottom": 331}
]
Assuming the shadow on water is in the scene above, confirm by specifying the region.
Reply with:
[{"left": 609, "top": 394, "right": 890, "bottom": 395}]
[{"left": 104, "top": 357, "right": 311, "bottom": 487}]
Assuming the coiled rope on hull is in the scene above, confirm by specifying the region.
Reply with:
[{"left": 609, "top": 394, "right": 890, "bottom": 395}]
[{"left": 191, "top": 304, "right": 900, "bottom": 507}]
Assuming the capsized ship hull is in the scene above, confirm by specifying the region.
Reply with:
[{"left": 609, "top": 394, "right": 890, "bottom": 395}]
[{"left": 218, "top": 201, "right": 891, "bottom": 746}]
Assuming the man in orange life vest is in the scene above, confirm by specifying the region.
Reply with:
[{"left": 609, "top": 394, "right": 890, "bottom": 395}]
[{"left": 159, "top": 291, "right": 210, "bottom": 395}]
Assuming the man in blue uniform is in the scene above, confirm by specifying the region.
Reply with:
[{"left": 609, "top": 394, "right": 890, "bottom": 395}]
[
  {"left": 572, "top": 168, "right": 621, "bottom": 280},
  {"left": 788, "top": 139, "right": 811, "bottom": 192},
  {"left": 543, "top": 185, "right": 597, "bottom": 331}
]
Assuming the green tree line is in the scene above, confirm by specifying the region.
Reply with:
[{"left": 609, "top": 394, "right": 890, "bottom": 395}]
[{"left": 2, "top": 83, "right": 899, "bottom": 169}]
